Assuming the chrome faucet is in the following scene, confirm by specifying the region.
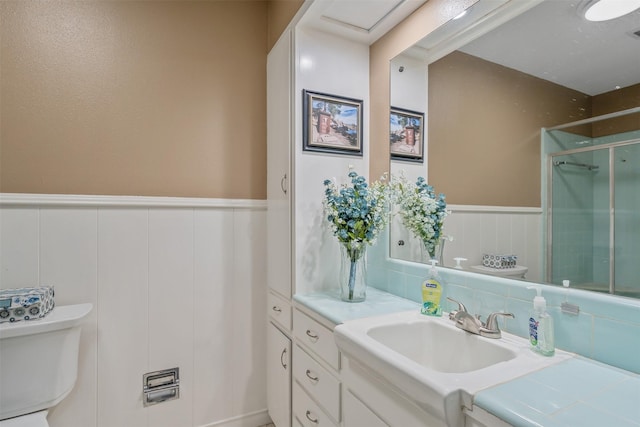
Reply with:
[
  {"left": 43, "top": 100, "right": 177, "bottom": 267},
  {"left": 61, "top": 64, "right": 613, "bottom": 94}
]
[{"left": 446, "top": 297, "right": 514, "bottom": 339}]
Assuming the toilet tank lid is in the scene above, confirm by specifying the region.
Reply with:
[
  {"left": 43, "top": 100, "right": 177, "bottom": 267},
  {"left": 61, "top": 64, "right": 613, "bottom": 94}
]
[
  {"left": 0, "top": 303, "right": 92, "bottom": 340},
  {"left": 0, "top": 410, "right": 48, "bottom": 427}
]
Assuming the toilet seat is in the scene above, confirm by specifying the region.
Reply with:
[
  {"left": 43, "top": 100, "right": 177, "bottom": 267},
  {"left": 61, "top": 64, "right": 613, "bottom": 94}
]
[{"left": 0, "top": 411, "right": 49, "bottom": 427}]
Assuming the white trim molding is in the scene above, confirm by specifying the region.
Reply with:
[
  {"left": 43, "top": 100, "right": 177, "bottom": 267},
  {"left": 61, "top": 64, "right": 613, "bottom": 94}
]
[
  {"left": 448, "top": 204, "right": 542, "bottom": 214},
  {"left": 202, "top": 409, "right": 271, "bottom": 427},
  {"left": 0, "top": 193, "right": 266, "bottom": 209}
]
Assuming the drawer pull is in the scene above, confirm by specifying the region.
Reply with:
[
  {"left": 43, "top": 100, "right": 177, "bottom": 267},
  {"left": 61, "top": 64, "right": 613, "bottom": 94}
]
[
  {"left": 305, "top": 369, "right": 319, "bottom": 382},
  {"left": 305, "top": 329, "right": 319, "bottom": 340},
  {"left": 305, "top": 410, "right": 319, "bottom": 424},
  {"left": 272, "top": 306, "right": 282, "bottom": 313},
  {"left": 280, "top": 348, "right": 288, "bottom": 369}
]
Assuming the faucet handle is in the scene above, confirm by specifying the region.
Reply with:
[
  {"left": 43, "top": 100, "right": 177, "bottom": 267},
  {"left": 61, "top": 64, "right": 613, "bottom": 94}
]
[
  {"left": 484, "top": 312, "right": 515, "bottom": 332},
  {"left": 446, "top": 297, "right": 468, "bottom": 312},
  {"left": 446, "top": 297, "right": 468, "bottom": 320}
]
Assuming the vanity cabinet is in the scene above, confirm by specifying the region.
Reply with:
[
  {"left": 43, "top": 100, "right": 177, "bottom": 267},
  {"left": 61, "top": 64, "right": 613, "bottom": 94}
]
[
  {"left": 343, "top": 390, "right": 388, "bottom": 427},
  {"left": 464, "top": 406, "right": 512, "bottom": 427},
  {"left": 292, "top": 307, "right": 342, "bottom": 427},
  {"left": 340, "top": 356, "right": 446, "bottom": 427},
  {"left": 289, "top": 306, "right": 441, "bottom": 427}
]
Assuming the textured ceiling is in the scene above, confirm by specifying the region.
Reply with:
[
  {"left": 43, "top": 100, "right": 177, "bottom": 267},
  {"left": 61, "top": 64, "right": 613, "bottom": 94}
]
[{"left": 459, "top": 0, "right": 640, "bottom": 96}]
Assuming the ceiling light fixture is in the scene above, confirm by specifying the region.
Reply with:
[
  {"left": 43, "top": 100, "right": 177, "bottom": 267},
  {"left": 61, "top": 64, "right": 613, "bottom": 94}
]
[{"left": 584, "top": 0, "right": 640, "bottom": 21}]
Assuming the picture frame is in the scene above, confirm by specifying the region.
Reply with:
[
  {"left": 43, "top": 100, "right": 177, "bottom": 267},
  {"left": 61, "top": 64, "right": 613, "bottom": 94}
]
[
  {"left": 303, "top": 90, "right": 363, "bottom": 156},
  {"left": 389, "top": 107, "right": 425, "bottom": 162}
]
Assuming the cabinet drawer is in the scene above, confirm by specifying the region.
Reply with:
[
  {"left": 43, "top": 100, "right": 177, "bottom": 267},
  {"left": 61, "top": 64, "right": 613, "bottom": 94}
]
[
  {"left": 293, "top": 344, "right": 340, "bottom": 421},
  {"left": 293, "top": 380, "right": 338, "bottom": 427},
  {"left": 293, "top": 309, "right": 340, "bottom": 370},
  {"left": 268, "top": 291, "right": 291, "bottom": 330}
]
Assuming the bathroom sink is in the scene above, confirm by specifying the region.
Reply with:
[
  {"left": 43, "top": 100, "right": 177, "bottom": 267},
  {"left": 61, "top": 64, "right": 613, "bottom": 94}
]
[
  {"left": 334, "top": 310, "right": 572, "bottom": 427},
  {"left": 367, "top": 319, "right": 517, "bottom": 373}
]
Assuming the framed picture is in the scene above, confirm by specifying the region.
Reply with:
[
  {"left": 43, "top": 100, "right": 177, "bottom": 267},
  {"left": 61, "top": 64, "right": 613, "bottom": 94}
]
[
  {"left": 390, "top": 107, "right": 424, "bottom": 162},
  {"left": 303, "top": 90, "right": 363, "bottom": 156}
]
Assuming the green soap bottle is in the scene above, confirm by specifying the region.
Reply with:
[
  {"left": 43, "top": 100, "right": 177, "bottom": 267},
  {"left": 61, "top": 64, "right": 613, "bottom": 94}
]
[{"left": 421, "top": 260, "right": 443, "bottom": 316}]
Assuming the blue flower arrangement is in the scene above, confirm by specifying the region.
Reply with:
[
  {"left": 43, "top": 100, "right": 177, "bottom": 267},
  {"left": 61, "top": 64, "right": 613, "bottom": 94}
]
[
  {"left": 391, "top": 174, "right": 447, "bottom": 259},
  {"left": 323, "top": 170, "right": 388, "bottom": 300}
]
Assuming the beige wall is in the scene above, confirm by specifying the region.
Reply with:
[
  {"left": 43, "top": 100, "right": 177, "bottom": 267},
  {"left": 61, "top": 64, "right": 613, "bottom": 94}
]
[
  {"left": 592, "top": 83, "right": 640, "bottom": 137},
  {"left": 1, "top": 1, "right": 271, "bottom": 199},
  {"left": 370, "top": 0, "right": 477, "bottom": 181},
  {"left": 428, "top": 51, "right": 591, "bottom": 206},
  {"left": 428, "top": 54, "right": 638, "bottom": 206},
  {"left": 267, "top": 0, "right": 304, "bottom": 52}
]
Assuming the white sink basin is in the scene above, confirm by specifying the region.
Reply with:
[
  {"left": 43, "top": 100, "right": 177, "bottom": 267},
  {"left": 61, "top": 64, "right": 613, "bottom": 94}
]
[
  {"left": 334, "top": 310, "right": 572, "bottom": 427},
  {"left": 367, "top": 319, "right": 517, "bottom": 373}
]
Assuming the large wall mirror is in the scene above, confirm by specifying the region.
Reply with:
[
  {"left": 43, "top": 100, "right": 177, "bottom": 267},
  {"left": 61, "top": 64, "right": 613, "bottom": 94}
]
[{"left": 387, "top": 0, "right": 640, "bottom": 297}]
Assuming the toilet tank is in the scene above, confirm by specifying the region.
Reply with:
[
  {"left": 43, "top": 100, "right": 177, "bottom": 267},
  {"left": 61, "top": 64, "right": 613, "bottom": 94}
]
[{"left": 0, "top": 303, "right": 92, "bottom": 420}]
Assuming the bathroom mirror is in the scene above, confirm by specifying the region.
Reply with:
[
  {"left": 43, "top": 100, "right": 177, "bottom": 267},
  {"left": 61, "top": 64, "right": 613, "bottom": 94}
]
[{"left": 387, "top": 0, "right": 640, "bottom": 296}]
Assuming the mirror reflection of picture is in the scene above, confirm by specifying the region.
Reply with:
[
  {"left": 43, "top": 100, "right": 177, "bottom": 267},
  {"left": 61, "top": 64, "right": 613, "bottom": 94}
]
[{"left": 389, "top": 107, "right": 424, "bottom": 162}]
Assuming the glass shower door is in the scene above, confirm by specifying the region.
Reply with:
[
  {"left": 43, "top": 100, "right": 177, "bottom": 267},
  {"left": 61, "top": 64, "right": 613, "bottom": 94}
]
[
  {"left": 550, "top": 150, "right": 608, "bottom": 291},
  {"left": 550, "top": 141, "right": 640, "bottom": 296},
  {"left": 613, "top": 143, "right": 640, "bottom": 297}
]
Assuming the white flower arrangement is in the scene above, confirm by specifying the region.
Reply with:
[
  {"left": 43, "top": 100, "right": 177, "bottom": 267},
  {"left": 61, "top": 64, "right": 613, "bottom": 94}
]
[{"left": 391, "top": 174, "right": 448, "bottom": 258}]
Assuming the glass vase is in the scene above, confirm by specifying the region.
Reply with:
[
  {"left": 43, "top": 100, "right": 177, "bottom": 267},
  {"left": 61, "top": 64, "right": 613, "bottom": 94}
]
[
  {"left": 340, "top": 241, "right": 367, "bottom": 302},
  {"left": 421, "top": 239, "right": 438, "bottom": 264}
]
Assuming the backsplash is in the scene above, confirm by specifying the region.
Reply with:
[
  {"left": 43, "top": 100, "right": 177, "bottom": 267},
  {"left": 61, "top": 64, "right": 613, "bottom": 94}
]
[{"left": 368, "top": 230, "right": 640, "bottom": 374}]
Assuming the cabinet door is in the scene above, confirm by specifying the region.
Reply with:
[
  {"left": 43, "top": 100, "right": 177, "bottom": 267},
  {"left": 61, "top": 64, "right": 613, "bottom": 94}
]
[
  {"left": 267, "top": 322, "right": 291, "bottom": 427},
  {"left": 343, "top": 390, "right": 388, "bottom": 427},
  {"left": 267, "top": 29, "right": 292, "bottom": 300}
]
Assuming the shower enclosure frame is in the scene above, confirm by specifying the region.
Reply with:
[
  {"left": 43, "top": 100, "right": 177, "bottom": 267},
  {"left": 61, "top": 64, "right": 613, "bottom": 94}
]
[{"left": 544, "top": 106, "right": 640, "bottom": 295}]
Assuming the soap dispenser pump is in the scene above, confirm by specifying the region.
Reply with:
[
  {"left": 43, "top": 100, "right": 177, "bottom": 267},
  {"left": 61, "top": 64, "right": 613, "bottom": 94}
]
[
  {"left": 421, "top": 260, "right": 443, "bottom": 317},
  {"left": 527, "top": 286, "right": 555, "bottom": 356},
  {"left": 453, "top": 257, "right": 467, "bottom": 270}
]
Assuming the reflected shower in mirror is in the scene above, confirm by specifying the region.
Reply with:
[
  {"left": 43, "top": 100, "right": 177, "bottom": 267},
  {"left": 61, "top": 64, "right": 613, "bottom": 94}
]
[{"left": 388, "top": 0, "right": 640, "bottom": 295}]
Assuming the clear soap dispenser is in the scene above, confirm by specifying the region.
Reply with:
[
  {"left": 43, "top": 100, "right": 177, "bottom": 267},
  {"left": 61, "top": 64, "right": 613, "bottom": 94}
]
[{"left": 527, "top": 286, "right": 555, "bottom": 356}]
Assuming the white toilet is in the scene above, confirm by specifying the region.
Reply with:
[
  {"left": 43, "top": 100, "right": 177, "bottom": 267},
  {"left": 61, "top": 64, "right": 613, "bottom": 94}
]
[{"left": 0, "top": 303, "right": 92, "bottom": 427}]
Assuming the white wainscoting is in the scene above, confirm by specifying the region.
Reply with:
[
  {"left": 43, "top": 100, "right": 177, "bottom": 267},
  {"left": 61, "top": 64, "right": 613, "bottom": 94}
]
[
  {"left": 390, "top": 205, "right": 543, "bottom": 283},
  {"left": 0, "top": 194, "right": 270, "bottom": 427}
]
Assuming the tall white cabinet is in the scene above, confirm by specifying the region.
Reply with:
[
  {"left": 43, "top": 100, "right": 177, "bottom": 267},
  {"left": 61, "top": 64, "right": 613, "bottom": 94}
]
[
  {"left": 266, "top": 2, "right": 390, "bottom": 425},
  {"left": 267, "top": 27, "right": 293, "bottom": 302},
  {"left": 267, "top": 13, "right": 372, "bottom": 427},
  {"left": 267, "top": 28, "right": 294, "bottom": 427}
]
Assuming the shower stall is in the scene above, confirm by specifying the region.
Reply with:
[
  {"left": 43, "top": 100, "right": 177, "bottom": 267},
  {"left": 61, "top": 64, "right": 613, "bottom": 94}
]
[{"left": 543, "top": 107, "right": 640, "bottom": 298}]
